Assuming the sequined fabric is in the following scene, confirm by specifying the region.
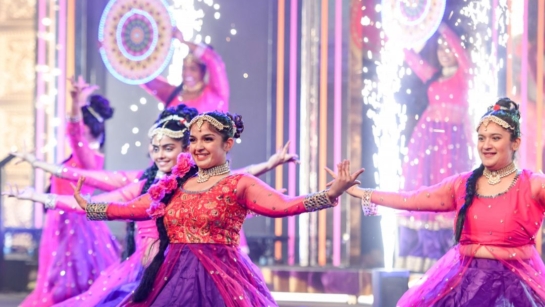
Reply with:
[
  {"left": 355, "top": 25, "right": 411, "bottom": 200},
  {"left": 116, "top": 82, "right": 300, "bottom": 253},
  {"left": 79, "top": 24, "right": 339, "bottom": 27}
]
[{"left": 164, "top": 174, "right": 247, "bottom": 245}]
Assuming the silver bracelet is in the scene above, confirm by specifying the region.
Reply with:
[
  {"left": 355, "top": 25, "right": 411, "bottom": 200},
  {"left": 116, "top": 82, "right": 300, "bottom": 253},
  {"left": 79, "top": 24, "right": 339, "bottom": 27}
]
[
  {"left": 44, "top": 194, "right": 57, "bottom": 210},
  {"left": 361, "top": 189, "right": 377, "bottom": 216}
]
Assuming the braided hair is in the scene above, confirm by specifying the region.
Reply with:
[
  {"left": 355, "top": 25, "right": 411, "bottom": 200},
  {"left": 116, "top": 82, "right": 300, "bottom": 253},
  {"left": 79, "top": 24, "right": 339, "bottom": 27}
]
[
  {"left": 132, "top": 166, "right": 197, "bottom": 302},
  {"left": 454, "top": 97, "right": 521, "bottom": 243},
  {"left": 124, "top": 104, "right": 198, "bottom": 259}
]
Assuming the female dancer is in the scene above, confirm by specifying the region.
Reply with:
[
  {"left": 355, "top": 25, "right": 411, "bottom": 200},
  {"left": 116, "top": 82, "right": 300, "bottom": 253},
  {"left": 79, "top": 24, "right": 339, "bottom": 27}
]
[
  {"left": 335, "top": 98, "right": 545, "bottom": 306},
  {"left": 18, "top": 77, "right": 119, "bottom": 307},
  {"left": 72, "top": 111, "right": 361, "bottom": 306},
  {"left": 7, "top": 106, "right": 297, "bottom": 306},
  {"left": 142, "top": 28, "right": 228, "bottom": 111},
  {"left": 398, "top": 22, "right": 473, "bottom": 272}
]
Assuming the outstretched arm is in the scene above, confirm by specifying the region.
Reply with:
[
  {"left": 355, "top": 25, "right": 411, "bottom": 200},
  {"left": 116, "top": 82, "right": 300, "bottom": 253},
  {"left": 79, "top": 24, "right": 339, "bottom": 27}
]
[
  {"left": 73, "top": 177, "right": 152, "bottom": 221},
  {"left": 348, "top": 174, "right": 463, "bottom": 212},
  {"left": 56, "top": 167, "right": 143, "bottom": 191},
  {"left": 237, "top": 160, "right": 363, "bottom": 217}
]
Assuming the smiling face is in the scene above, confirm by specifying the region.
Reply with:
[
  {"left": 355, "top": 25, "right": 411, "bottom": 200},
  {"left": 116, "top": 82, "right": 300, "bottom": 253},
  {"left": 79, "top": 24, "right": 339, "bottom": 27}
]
[
  {"left": 477, "top": 122, "right": 520, "bottom": 170},
  {"left": 150, "top": 135, "right": 186, "bottom": 173},
  {"left": 189, "top": 121, "right": 233, "bottom": 169},
  {"left": 182, "top": 56, "right": 205, "bottom": 87}
]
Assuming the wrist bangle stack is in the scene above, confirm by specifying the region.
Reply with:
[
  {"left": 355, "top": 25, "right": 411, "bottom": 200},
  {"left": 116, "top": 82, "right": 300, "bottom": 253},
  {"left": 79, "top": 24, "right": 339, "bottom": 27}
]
[
  {"left": 361, "top": 189, "right": 378, "bottom": 216},
  {"left": 86, "top": 202, "right": 108, "bottom": 221},
  {"left": 303, "top": 190, "right": 337, "bottom": 212}
]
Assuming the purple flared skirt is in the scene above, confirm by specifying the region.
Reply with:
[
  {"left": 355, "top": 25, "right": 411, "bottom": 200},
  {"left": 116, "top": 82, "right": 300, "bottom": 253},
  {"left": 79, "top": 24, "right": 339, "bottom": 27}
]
[{"left": 432, "top": 258, "right": 545, "bottom": 307}]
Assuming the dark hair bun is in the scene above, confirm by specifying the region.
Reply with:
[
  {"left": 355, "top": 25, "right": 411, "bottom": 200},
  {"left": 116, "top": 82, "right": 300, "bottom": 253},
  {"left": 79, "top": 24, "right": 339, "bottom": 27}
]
[
  {"left": 494, "top": 97, "right": 520, "bottom": 120},
  {"left": 228, "top": 113, "right": 244, "bottom": 139},
  {"left": 88, "top": 95, "right": 114, "bottom": 120}
]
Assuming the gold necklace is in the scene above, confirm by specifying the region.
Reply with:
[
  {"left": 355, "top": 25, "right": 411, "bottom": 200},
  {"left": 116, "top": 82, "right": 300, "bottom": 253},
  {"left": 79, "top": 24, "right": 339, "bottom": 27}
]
[
  {"left": 483, "top": 162, "right": 517, "bottom": 185},
  {"left": 197, "top": 162, "right": 230, "bottom": 183}
]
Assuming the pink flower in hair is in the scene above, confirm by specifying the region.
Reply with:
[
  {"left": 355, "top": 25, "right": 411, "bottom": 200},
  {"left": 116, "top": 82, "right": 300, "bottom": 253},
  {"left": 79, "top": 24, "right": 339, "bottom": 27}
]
[
  {"left": 493, "top": 104, "right": 501, "bottom": 111},
  {"left": 172, "top": 152, "right": 194, "bottom": 177},
  {"left": 146, "top": 201, "right": 166, "bottom": 219},
  {"left": 159, "top": 175, "right": 178, "bottom": 192},
  {"left": 148, "top": 184, "right": 166, "bottom": 201}
]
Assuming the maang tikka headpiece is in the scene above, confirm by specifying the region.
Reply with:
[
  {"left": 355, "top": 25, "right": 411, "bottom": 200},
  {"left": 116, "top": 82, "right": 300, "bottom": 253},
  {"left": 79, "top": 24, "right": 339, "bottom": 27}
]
[
  {"left": 148, "top": 115, "right": 189, "bottom": 140},
  {"left": 188, "top": 114, "right": 236, "bottom": 136},
  {"left": 476, "top": 105, "right": 516, "bottom": 132}
]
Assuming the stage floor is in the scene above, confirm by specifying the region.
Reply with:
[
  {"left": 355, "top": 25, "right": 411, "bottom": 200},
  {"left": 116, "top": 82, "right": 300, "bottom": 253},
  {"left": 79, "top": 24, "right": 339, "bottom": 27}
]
[{"left": 0, "top": 292, "right": 372, "bottom": 307}]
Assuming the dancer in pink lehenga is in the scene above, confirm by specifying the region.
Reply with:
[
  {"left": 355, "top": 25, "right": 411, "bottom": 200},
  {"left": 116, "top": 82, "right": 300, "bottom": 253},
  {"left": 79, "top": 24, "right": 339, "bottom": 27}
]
[
  {"left": 397, "top": 23, "right": 474, "bottom": 272},
  {"left": 8, "top": 77, "right": 120, "bottom": 307},
  {"left": 8, "top": 105, "right": 297, "bottom": 306},
  {"left": 337, "top": 98, "right": 545, "bottom": 307}
]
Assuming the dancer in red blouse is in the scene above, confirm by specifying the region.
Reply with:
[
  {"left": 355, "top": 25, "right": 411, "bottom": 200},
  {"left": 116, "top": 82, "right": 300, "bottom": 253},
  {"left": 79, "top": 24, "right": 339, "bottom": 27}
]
[
  {"left": 72, "top": 111, "right": 362, "bottom": 307},
  {"left": 333, "top": 98, "right": 545, "bottom": 306}
]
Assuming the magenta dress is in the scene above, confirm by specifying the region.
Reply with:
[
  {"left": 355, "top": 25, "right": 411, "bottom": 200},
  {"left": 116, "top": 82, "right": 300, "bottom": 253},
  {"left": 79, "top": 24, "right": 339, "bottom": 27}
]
[
  {"left": 21, "top": 121, "right": 121, "bottom": 307},
  {"left": 397, "top": 25, "right": 474, "bottom": 272},
  {"left": 141, "top": 44, "right": 229, "bottom": 112}
]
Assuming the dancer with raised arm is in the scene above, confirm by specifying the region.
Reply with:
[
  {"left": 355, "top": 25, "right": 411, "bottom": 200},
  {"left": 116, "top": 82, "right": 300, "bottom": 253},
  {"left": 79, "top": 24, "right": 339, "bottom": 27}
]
[{"left": 17, "top": 77, "right": 119, "bottom": 307}]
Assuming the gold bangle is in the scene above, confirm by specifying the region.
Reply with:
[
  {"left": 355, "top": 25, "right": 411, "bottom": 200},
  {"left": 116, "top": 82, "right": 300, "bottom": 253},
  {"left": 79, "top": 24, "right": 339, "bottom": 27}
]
[
  {"left": 86, "top": 202, "right": 108, "bottom": 221},
  {"left": 303, "top": 190, "right": 337, "bottom": 212}
]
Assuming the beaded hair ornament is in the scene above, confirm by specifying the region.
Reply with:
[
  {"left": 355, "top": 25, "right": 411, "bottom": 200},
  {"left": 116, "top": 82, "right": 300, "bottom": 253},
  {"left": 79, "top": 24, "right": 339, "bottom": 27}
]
[
  {"left": 147, "top": 115, "right": 190, "bottom": 140},
  {"left": 188, "top": 114, "right": 236, "bottom": 137},
  {"left": 476, "top": 104, "right": 516, "bottom": 132},
  {"left": 85, "top": 105, "right": 104, "bottom": 123}
]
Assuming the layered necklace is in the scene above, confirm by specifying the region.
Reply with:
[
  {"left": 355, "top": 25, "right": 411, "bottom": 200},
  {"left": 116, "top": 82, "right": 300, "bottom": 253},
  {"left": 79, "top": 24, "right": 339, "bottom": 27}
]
[
  {"left": 483, "top": 162, "right": 517, "bottom": 185},
  {"left": 197, "top": 161, "right": 230, "bottom": 183}
]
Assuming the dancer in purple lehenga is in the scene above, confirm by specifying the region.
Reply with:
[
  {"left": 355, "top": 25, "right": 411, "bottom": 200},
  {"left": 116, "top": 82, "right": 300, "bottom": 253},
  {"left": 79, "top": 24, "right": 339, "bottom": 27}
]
[
  {"left": 8, "top": 105, "right": 297, "bottom": 306},
  {"left": 71, "top": 111, "right": 361, "bottom": 307},
  {"left": 5, "top": 77, "right": 120, "bottom": 307}
]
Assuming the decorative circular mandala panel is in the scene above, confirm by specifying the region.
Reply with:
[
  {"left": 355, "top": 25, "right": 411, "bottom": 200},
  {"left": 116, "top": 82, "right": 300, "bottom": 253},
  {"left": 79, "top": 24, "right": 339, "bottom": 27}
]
[
  {"left": 99, "top": 0, "right": 174, "bottom": 85},
  {"left": 382, "top": 0, "right": 446, "bottom": 47}
]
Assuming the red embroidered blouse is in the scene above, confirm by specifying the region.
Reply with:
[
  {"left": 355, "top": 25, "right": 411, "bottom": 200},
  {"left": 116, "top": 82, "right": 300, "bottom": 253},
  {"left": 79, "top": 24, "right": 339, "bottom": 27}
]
[{"left": 91, "top": 174, "right": 334, "bottom": 246}]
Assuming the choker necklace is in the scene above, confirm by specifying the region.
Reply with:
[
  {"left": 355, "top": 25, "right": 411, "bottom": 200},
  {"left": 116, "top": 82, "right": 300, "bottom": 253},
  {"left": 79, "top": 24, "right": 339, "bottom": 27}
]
[
  {"left": 483, "top": 162, "right": 517, "bottom": 185},
  {"left": 197, "top": 162, "right": 230, "bottom": 183}
]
